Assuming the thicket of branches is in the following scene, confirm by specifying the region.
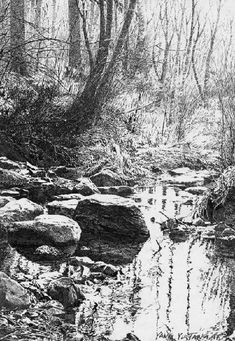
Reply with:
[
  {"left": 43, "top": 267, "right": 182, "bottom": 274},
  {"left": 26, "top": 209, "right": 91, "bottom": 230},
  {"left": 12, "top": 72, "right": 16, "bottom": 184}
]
[{"left": 0, "top": 0, "right": 234, "bottom": 168}]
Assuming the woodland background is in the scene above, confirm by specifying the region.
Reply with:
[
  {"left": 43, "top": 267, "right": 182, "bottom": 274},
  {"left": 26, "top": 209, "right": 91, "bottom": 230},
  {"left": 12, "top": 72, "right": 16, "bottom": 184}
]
[{"left": 0, "top": 0, "right": 235, "bottom": 173}]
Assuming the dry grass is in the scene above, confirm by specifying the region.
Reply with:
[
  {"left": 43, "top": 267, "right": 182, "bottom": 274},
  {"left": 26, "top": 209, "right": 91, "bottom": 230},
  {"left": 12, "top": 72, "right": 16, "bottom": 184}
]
[{"left": 195, "top": 166, "right": 235, "bottom": 220}]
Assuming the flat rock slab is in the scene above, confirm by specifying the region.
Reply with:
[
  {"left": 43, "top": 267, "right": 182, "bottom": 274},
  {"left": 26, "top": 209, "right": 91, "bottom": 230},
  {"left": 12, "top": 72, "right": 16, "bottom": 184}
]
[
  {"left": 52, "top": 193, "right": 84, "bottom": 201},
  {"left": 184, "top": 186, "right": 208, "bottom": 195},
  {"left": 74, "top": 194, "right": 149, "bottom": 242},
  {"left": 98, "top": 186, "right": 134, "bottom": 196},
  {"left": 47, "top": 199, "right": 79, "bottom": 218},
  {"left": 28, "top": 177, "right": 99, "bottom": 203}
]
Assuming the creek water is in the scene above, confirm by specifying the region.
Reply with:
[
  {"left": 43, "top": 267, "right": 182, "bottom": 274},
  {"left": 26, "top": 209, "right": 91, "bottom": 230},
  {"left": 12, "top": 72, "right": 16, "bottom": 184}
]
[
  {"left": 77, "top": 185, "right": 235, "bottom": 341},
  {"left": 1, "top": 185, "right": 235, "bottom": 341}
]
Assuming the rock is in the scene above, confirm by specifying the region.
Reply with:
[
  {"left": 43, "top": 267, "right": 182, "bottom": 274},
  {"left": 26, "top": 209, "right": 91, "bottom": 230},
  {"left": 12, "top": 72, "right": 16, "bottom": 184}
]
[
  {"left": 0, "top": 198, "right": 43, "bottom": 224},
  {"left": 0, "top": 271, "right": 31, "bottom": 309},
  {"left": 75, "top": 178, "right": 100, "bottom": 196},
  {"left": 73, "top": 194, "right": 149, "bottom": 264},
  {"left": 27, "top": 180, "right": 56, "bottom": 203},
  {"left": 98, "top": 186, "right": 134, "bottom": 196},
  {"left": 90, "top": 169, "right": 125, "bottom": 187},
  {"left": 0, "top": 157, "right": 21, "bottom": 170},
  {"left": 29, "top": 168, "right": 46, "bottom": 178},
  {"left": 192, "top": 217, "right": 206, "bottom": 226},
  {"left": 0, "top": 196, "right": 15, "bottom": 208},
  {"left": 185, "top": 186, "right": 208, "bottom": 195},
  {"left": 74, "top": 194, "right": 148, "bottom": 242},
  {"left": 47, "top": 199, "right": 79, "bottom": 218},
  {"left": 90, "top": 261, "right": 119, "bottom": 277},
  {"left": 48, "top": 277, "right": 85, "bottom": 308},
  {"left": 28, "top": 177, "right": 99, "bottom": 203},
  {"left": 0, "top": 168, "right": 28, "bottom": 189},
  {"left": 53, "top": 194, "right": 84, "bottom": 201},
  {"left": 51, "top": 166, "right": 81, "bottom": 180},
  {"left": 168, "top": 167, "right": 191, "bottom": 176},
  {"left": 200, "top": 225, "right": 216, "bottom": 240},
  {"left": 69, "top": 256, "right": 94, "bottom": 267},
  {"left": 221, "top": 227, "right": 235, "bottom": 237},
  {"left": 36, "top": 272, "right": 62, "bottom": 289},
  {"left": 0, "top": 189, "right": 20, "bottom": 199},
  {"left": 34, "top": 245, "right": 63, "bottom": 260},
  {"left": 8, "top": 215, "right": 81, "bottom": 260},
  {"left": 122, "top": 333, "right": 141, "bottom": 341}
]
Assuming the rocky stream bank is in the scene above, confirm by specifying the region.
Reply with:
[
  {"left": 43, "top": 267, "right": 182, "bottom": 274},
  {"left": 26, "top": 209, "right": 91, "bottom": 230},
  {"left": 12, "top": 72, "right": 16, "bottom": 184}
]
[{"left": 0, "top": 157, "right": 235, "bottom": 341}]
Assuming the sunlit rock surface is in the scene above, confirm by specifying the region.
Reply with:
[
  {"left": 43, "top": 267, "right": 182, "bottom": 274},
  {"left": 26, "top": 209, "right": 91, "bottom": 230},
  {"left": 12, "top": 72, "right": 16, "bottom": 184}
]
[
  {"left": 0, "top": 198, "right": 43, "bottom": 224},
  {"left": 0, "top": 271, "right": 31, "bottom": 309},
  {"left": 47, "top": 199, "right": 79, "bottom": 218},
  {"left": 8, "top": 214, "right": 81, "bottom": 260}
]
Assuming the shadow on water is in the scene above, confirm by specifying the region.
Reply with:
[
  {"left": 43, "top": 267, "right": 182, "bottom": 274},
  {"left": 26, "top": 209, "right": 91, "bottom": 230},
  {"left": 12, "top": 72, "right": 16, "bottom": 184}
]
[{"left": 1, "top": 185, "right": 235, "bottom": 340}]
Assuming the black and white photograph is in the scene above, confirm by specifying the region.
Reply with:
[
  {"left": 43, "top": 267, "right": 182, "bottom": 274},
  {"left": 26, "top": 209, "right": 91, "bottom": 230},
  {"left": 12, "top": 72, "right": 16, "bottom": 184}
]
[{"left": 0, "top": 0, "right": 235, "bottom": 340}]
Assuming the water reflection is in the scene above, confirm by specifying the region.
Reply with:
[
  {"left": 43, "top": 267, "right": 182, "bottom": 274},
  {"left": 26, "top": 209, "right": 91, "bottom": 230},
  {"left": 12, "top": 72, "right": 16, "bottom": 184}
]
[
  {"left": 1, "top": 185, "right": 235, "bottom": 340},
  {"left": 99, "top": 186, "right": 234, "bottom": 340}
]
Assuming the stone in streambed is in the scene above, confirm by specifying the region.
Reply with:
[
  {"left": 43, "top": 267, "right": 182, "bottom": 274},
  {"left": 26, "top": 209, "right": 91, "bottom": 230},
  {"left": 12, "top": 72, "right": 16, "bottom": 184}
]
[
  {"left": 73, "top": 194, "right": 149, "bottom": 264},
  {"left": 0, "top": 196, "right": 15, "bottom": 208},
  {"left": 0, "top": 198, "right": 43, "bottom": 224},
  {"left": 98, "top": 186, "right": 134, "bottom": 196},
  {"left": 28, "top": 177, "right": 99, "bottom": 203},
  {"left": 90, "top": 169, "right": 125, "bottom": 187},
  {"left": 0, "top": 271, "right": 31, "bottom": 309},
  {"left": 0, "top": 168, "right": 28, "bottom": 189},
  {"left": 47, "top": 199, "right": 79, "bottom": 218},
  {"left": 48, "top": 277, "right": 85, "bottom": 308},
  {"left": 184, "top": 186, "right": 208, "bottom": 195},
  {"left": 8, "top": 214, "right": 81, "bottom": 260},
  {"left": 52, "top": 194, "right": 84, "bottom": 201}
]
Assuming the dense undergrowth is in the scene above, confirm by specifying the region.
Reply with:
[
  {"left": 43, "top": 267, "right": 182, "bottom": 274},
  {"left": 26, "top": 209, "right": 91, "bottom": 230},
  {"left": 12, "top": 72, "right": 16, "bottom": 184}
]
[{"left": 0, "top": 71, "right": 232, "bottom": 180}]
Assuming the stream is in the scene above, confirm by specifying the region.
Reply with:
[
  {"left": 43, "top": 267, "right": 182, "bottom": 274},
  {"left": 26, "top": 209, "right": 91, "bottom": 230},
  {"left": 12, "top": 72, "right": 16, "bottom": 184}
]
[{"left": 1, "top": 184, "right": 235, "bottom": 340}]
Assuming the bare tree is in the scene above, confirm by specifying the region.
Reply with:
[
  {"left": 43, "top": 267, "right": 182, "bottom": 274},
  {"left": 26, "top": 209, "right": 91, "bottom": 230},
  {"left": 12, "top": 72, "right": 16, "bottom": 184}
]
[
  {"left": 10, "top": 0, "right": 27, "bottom": 75},
  {"left": 67, "top": 0, "right": 138, "bottom": 130},
  {"left": 204, "top": 0, "right": 222, "bottom": 97},
  {"left": 68, "top": 0, "right": 81, "bottom": 69}
]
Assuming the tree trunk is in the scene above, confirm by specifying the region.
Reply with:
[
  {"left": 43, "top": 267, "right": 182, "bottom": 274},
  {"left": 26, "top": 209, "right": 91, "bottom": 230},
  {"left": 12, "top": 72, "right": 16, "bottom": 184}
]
[
  {"left": 10, "top": 0, "right": 27, "bottom": 75},
  {"left": 67, "top": 0, "right": 137, "bottom": 132},
  {"left": 68, "top": 0, "right": 81, "bottom": 69}
]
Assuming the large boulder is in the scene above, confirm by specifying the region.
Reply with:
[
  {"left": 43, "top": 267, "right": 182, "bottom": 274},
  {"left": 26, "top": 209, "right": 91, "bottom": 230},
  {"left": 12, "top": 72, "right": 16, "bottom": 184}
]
[
  {"left": 90, "top": 169, "right": 125, "bottom": 187},
  {"left": 8, "top": 214, "right": 81, "bottom": 260},
  {"left": 73, "top": 194, "right": 149, "bottom": 264},
  {"left": 48, "top": 277, "right": 85, "bottom": 308},
  {"left": 0, "top": 168, "right": 28, "bottom": 189},
  {"left": 0, "top": 198, "right": 43, "bottom": 224},
  {"left": 0, "top": 271, "right": 31, "bottom": 309}
]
